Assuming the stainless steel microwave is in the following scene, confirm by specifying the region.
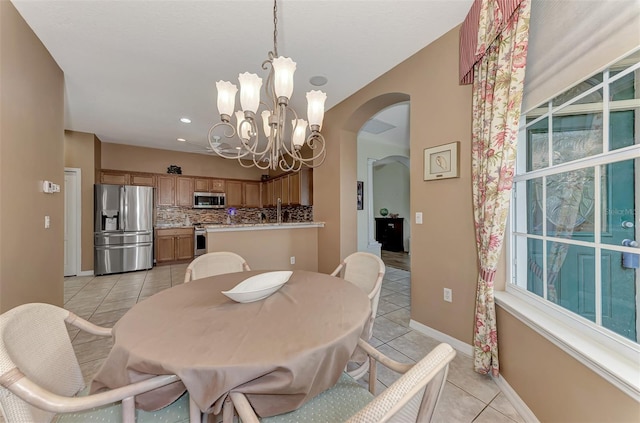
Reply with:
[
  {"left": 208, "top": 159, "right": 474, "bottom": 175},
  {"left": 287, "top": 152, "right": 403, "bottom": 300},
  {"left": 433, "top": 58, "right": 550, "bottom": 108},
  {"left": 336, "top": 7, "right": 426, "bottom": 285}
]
[{"left": 193, "top": 192, "right": 225, "bottom": 209}]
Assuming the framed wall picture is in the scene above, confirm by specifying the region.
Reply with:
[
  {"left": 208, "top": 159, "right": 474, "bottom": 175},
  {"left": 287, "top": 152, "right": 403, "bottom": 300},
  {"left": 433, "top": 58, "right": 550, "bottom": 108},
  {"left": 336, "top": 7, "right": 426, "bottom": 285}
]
[
  {"left": 423, "top": 141, "right": 460, "bottom": 181},
  {"left": 356, "top": 181, "right": 364, "bottom": 210}
]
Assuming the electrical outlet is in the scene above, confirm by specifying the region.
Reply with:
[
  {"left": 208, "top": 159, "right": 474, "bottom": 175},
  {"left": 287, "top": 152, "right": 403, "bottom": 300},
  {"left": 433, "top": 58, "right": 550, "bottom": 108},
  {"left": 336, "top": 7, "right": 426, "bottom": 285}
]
[
  {"left": 443, "top": 288, "right": 452, "bottom": 303},
  {"left": 290, "top": 256, "right": 296, "bottom": 265},
  {"left": 416, "top": 212, "right": 423, "bottom": 224},
  {"left": 44, "top": 215, "right": 51, "bottom": 229}
]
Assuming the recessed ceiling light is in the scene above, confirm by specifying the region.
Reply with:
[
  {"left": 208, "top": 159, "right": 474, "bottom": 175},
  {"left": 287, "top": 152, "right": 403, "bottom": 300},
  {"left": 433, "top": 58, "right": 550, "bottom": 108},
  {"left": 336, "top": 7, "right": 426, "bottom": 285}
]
[
  {"left": 177, "top": 138, "right": 186, "bottom": 142},
  {"left": 180, "top": 117, "right": 191, "bottom": 123},
  {"left": 309, "top": 75, "right": 328, "bottom": 87}
]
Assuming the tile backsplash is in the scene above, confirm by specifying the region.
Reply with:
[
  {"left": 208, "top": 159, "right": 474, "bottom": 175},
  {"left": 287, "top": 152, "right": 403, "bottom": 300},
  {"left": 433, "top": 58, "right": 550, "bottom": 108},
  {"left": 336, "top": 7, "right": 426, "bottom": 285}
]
[{"left": 157, "top": 205, "right": 313, "bottom": 226}]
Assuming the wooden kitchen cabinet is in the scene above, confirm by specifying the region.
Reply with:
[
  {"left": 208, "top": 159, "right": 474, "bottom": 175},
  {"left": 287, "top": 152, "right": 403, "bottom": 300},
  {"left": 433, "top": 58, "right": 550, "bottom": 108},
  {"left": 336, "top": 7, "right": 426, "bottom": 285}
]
[
  {"left": 280, "top": 175, "right": 290, "bottom": 205},
  {"left": 244, "top": 182, "right": 261, "bottom": 207},
  {"left": 130, "top": 172, "right": 155, "bottom": 186},
  {"left": 156, "top": 175, "right": 176, "bottom": 206},
  {"left": 176, "top": 177, "right": 193, "bottom": 207},
  {"left": 155, "top": 228, "right": 194, "bottom": 264},
  {"left": 226, "top": 180, "right": 243, "bottom": 206},
  {"left": 194, "top": 178, "right": 225, "bottom": 193},
  {"left": 226, "top": 180, "right": 260, "bottom": 207},
  {"left": 100, "top": 170, "right": 129, "bottom": 185},
  {"left": 272, "top": 178, "right": 282, "bottom": 205}
]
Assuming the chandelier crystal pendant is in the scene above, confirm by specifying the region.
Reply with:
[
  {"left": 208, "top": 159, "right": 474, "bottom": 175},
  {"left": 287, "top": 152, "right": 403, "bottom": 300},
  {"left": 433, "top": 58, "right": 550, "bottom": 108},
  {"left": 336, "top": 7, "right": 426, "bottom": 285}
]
[{"left": 207, "top": 0, "right": 327, "bottom": 172}]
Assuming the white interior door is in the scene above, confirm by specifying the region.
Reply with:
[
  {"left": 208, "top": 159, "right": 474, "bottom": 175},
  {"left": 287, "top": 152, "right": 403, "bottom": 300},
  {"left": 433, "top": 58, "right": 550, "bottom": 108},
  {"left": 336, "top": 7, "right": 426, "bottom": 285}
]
[{"left": 64, "top": 169, "right": 79, "bottom": 276}]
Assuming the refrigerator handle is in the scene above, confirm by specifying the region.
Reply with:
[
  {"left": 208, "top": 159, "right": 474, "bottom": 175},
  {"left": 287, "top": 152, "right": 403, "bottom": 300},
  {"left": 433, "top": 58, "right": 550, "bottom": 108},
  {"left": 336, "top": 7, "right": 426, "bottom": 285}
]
[{"left": 119, "top": 185, "right": 126, "bottom": 231}]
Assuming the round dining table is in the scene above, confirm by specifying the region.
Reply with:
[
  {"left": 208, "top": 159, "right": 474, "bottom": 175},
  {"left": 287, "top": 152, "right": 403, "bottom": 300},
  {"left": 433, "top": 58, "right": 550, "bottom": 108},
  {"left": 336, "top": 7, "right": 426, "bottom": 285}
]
[{"left": 90, "top": 270, "right": 371, "bottom": 418}]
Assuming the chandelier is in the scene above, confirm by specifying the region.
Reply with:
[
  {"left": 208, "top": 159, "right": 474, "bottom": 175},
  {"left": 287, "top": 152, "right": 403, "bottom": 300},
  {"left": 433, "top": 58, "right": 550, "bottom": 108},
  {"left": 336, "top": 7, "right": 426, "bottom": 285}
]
[{"left": 207, "top": 0, "right": 327, "bottom": 172}]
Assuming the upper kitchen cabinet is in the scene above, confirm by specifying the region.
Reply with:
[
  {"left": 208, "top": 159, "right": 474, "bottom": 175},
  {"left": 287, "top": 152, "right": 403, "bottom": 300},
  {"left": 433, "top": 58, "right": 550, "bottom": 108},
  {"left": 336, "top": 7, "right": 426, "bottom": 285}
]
[
  {"left": 226, "top": 180, "right": 261, "bottom": 207},
  {"left": 130, "top": 172, "right": 155, "bottom": 187},
  {"left": 194, "top": 178, "right": 225, "bottom": 193},
  {"left": 292, "top": 169, "right": 313, "bottom": 206},
  {"left": 100, "top": 169, "right": 129, "bottom": 185},
  {"left": 156, "top": 175, "right": 176, "bottom": 206},
  {"left": 100, "top": 170, "right": 154, "bottom": 187},
  {"left": 244, "top": 182, "right": 261, "bottom": 207},
  {"left": 176, "top": 177, "right": 194, "bottom": 207}
]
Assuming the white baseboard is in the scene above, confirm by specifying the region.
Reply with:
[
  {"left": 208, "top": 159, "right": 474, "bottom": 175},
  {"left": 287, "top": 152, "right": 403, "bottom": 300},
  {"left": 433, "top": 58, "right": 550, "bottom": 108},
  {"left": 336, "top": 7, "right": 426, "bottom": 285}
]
[
  {"left": 409, "top": 319, "right": 539, "bottom": 422},
  {"left": 408, "top": 319, "right": 473, "bottom": 357},
  {"left": 492, "top": 374, "right": 540, "bottom": 423},
  {"left": 77, "top": 270, "right": 94, "bottom": 276}
]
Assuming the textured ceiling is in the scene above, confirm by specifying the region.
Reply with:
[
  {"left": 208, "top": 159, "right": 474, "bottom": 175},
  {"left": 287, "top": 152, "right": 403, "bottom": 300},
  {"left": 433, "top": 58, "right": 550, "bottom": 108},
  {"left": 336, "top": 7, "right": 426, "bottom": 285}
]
[{"left": 11, "top": 0, "right": 471, "bottom": 154}]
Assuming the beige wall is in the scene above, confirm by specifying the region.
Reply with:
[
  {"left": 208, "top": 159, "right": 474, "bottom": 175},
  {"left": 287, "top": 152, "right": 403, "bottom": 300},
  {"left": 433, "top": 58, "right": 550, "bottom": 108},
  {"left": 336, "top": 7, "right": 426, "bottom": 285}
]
[
  {"left": 101, "top": 142, "right": 265, "bottom": 180},
  {"left": 207, "top": 227, "right": 318, "bottom": 272},
  {"left": 317, "top": 24, "right": 635, "bottom": 421},
  {"left": 319, "top": 27, "right": 476, "bottom": 343},
  {"left": 64, "top": 130, "right": 98, "bottom": 272},
  {"left": 0, "top": 0, "right": 65, "bottom": 311},
  {"left": 497, "top": 307, "right": 639, "bottom": 422}
]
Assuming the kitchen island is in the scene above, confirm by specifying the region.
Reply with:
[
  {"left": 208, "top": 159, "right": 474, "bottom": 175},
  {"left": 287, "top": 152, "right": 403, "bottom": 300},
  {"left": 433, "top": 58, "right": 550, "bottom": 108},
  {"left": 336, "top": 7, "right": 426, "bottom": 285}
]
[{"left": 205, "top": 222, "right": 324, "bottom": 271}]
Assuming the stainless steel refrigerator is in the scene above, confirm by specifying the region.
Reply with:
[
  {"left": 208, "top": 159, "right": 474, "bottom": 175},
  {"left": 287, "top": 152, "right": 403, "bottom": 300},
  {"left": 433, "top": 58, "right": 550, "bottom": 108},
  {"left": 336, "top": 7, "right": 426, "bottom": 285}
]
[{"left": 94, "top": 184, "right": 154, "bottom": 275}]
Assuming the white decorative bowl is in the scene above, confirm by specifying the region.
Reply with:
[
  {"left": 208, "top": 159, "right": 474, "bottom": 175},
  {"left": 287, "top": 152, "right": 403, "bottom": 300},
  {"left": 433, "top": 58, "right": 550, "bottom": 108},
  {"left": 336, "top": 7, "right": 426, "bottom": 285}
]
[{"left": 221, "top": 271, "right": 292, "bottom": 303}]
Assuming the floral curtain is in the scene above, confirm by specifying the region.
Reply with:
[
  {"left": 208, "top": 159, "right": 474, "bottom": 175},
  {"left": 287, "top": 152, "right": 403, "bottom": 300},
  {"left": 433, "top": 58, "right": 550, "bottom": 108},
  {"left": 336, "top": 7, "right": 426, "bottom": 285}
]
[{"left": 471, "top": 0, "right": 531, "bottom": 376}]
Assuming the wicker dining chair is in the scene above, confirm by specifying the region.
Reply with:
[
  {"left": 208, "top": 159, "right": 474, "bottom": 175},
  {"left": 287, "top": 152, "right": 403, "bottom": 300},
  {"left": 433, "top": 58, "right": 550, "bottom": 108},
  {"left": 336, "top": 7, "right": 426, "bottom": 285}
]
[
  {"left": 184, "top": 251, "right": 251, "bottom": 283},
  {"left": 0, "top": 303, "right": 192, "bottom": 423},
  {"left": 331, "top": 252, "right": 385, "bottom": 379},
  {"left": 225, "top": 339, "right": 456, "bottom": 423}
]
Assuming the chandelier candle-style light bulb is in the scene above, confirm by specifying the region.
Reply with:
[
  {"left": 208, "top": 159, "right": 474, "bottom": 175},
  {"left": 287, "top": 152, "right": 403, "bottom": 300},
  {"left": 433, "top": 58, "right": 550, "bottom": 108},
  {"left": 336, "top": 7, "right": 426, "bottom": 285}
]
[
  {"left": 292, "top": 119, "right": 308, "bottom": 148},
  {"left": 206, "top": 0, "right": 326, "bottom": 171},
  {"left": 235, "top": 111, "right": 251, "bottom": 141},
  {"left": 306, "top": 90, "right": 327, "bottom": 130},
  {"left": 273, "top": 57, "right": 296, "bottom": 101},
  {"left": 216, "top": 81, "right": 238, "bottom": 120},
  {"left": 238, "top": 73, "right": 262, "bottom": 114},
  {"left": 261, "top": 110, "right": 272, "bottom": 137}
]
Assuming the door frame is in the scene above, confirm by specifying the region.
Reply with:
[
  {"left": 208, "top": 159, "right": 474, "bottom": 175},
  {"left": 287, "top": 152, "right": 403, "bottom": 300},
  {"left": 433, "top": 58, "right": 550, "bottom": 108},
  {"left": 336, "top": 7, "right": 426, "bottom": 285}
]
[{"left": 64, "top": 167, "right": 82, "bottom": 276}]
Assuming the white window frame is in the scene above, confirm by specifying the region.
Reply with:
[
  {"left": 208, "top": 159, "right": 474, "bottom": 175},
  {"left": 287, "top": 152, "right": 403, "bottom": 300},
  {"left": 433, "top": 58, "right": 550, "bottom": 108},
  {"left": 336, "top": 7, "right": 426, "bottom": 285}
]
[{"left": 501, "top": 51, "right": 640, "bottom": 401}]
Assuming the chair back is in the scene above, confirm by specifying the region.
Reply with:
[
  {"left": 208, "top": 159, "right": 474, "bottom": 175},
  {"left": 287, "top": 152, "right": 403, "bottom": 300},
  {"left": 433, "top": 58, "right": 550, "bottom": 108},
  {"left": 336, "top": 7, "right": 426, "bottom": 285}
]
[
  {"left": 333, "top": 252, "right": 385, "bottom": 340},
  {"left": 348, "top": 343, "right": 455, "bottom": 423},
  {"left": 0, "top": 303, "right": 85, "bottom": 423},
  {"left": 185, "top": 252, "right": 251, "bottom": 283}
]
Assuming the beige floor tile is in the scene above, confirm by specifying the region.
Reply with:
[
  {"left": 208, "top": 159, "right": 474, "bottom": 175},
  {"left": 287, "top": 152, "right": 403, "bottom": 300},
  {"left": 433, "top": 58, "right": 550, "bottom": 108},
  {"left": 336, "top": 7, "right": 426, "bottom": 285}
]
[
  {"left": 79, "top": 358, "right": 106, "bottom": 386},
  {"left": 72, "top": 337, "right": 114, "bottom": 364},
  {"left": 372, "top": 316, "right": 411, "bottom": 343},
  {"left": 447, "top": 352, "right": 500, "bottom": 404},
  {"left": 377, "top": 298, "right": 403, "bottom": 315},
  {"left": 386, "top": 332, "right": 441, "bottom": 362},
  {"left": 432, "top": 382, "right": 486, "bottom": 423},
  {"left": 383, "top": 292, "right": 411, "bottom": 308},
  {"left": 474, "top": 405, "right": 519, "bottom": 423},
  {"left": 88, "top": 308, "right": 129, "bottom": 327},
  {"left": 383, "top": 307, "right": 410, "bottom": 327},
  {"left": 96, "top": 297, "right": 138, "bottom": 313},
  {"left": 489, "top": 392, "right": 525, "bottom": 423},
  {"left": 374, "top": 344, "right": 415, "bottom": 387}
]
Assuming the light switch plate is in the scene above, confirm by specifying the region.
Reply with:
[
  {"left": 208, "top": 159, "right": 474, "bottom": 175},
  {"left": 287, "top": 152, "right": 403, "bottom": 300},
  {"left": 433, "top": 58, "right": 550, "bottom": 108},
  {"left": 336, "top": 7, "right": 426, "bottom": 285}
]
[{"left": 416, "top": 212, "right": 423, "bottom": 224}]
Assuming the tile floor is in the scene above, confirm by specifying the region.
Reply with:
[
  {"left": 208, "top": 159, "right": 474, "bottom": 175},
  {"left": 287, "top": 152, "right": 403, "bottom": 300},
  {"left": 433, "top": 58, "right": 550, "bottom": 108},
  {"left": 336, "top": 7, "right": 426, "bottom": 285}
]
[{"left": 57, "top": 263, "right": 524, "bottom": 423}]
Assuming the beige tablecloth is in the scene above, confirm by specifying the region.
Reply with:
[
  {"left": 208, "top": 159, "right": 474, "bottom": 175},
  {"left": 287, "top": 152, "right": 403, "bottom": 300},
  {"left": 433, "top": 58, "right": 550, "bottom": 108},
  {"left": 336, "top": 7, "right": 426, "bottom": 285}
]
[{"left": 90, "top": 270, "right": 370, "bottom": 417}]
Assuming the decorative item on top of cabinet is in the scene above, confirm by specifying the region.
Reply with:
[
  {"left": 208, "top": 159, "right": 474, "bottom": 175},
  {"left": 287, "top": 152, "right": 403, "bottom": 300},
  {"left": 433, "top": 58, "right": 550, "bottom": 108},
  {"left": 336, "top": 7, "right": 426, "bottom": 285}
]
[{"left": 155, "top": 227, "right": 194, "bottom": 264}]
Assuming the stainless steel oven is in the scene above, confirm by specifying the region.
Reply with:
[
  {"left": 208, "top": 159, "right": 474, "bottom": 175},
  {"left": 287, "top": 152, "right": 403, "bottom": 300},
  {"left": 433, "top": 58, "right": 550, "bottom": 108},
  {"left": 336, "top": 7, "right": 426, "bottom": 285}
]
[{"left": 194, "top": 227, "right": 206, "bottom": 257}]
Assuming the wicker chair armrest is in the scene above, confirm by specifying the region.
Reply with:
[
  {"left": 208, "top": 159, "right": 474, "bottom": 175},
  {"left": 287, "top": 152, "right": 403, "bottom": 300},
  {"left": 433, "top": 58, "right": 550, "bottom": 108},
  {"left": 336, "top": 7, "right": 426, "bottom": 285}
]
[
  {"left": 65, "top": 312, "right": 112, "bottom": 337},
  {"left": 330, "top": 262, "right": 345, "bottom": 277},
  {"left": 2, "top": 371, "right": 179, "bottom": 414},
  {"left": 228, "top": 392, "right": 259, "bottom": 423},
  {"left": 184, "top": 268, "right": 193, "bottom": 283},
  {"left": 357, "top": 338, "right": 414, "bottom": 374}
]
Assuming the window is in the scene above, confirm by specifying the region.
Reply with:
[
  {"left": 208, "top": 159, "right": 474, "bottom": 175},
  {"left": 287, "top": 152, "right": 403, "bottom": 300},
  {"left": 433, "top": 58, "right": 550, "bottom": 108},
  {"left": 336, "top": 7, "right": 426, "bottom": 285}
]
[{"left": 507, "top": 49, "right": 640, "bottom": 395}]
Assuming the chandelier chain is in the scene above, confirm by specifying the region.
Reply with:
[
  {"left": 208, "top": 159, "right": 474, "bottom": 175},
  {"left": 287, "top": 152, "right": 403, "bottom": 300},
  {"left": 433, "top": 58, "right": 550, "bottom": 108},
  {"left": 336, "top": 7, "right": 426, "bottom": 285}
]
[{"left": 272, "top": 0, "right": 278, "bottom": 57}]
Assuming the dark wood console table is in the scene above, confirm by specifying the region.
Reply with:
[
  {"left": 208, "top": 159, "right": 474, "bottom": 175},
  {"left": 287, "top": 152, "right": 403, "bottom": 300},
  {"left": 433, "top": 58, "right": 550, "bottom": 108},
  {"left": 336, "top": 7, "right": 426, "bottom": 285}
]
[{"left": 375, "top": 217, "right": 404, "bottom": 252}]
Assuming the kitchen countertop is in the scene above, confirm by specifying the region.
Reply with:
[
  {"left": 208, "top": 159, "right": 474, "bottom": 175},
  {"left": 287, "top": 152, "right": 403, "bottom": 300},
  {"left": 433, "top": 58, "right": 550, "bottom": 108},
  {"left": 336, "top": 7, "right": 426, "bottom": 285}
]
[{"left": 205, "top": 222, "right": 325, "bottom": 232}]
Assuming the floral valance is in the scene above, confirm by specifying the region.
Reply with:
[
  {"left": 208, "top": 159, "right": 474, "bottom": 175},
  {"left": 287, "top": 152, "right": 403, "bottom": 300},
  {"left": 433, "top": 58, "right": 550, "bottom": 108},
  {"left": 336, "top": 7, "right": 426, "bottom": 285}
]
[{"left": 459, "top": 0, "right": 524, "bottom": 85}]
